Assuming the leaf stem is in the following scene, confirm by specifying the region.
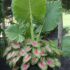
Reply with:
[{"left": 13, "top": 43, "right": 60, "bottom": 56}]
[
  {"left": 29, "top": 0, "right": 34, "bottom": 41},
  {"left": 37, "top": 21, "right": 45, "bottom": 40}
]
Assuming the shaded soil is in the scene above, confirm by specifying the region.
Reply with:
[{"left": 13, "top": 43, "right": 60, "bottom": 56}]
[
  {"left": 0, "top": 57, "right": 11, "bottom": 70},
  {"left": 59, "top": 57, "right": 70, "bottom": 70}
]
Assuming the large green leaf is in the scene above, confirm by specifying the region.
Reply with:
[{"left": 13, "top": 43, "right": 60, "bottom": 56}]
[
  {"left": 12, "top": 0, "right": 46, "bottom": 23},
  {"left": 5, "top": 24, "right": 25, "bottom": 42},
  {"left": 43, "top": 1, "right": 62, "bottom": 32}
]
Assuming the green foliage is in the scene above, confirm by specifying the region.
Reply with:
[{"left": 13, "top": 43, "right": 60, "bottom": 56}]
[
  {"left": 12, "top": 0, "right": 46, "bottom": 23},
  {"left": 5, "top": 24, "right": 25, "bottom": 42},
  {"left": 6, "top": 0, "right": 62, "bottom": 42},
  {"left": 53, "top": 36, "right": 70, "bottom": 57},
  {"left": 0, "top": 28, "right": 3, "bottom": 33},
  {"left": 11, "top": 0, "right": 47, "bottom": 41},
  {"left": 43, "top": 0, "right": 62, "bottom": 32}
]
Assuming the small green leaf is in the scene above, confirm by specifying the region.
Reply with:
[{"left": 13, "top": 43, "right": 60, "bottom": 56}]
[
  {"left": 51, "top": 47, "right": 62, "bottom": 56},
  {"left": 5, "top": 24, "right": 25, "bottom": 42},
  {"left": 54, "top": 58, "right": 61, "bottom": 67},
  {"left": 16, "top": 35, "right": 25, "bottom": 42}
]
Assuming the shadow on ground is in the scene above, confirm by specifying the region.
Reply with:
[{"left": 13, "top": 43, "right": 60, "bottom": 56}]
[
  {"left": 59, "top": 57, "right": 70, "bottom": 70},
  {"left": 0, "top": 57, "right": 11, "bottom": 70}
]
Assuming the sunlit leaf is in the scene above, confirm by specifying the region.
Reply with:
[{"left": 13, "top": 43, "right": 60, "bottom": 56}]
[{"left": 12, "top": 0, "right": 46, "bottom": 23}]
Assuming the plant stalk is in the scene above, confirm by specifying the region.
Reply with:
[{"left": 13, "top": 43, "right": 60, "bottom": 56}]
[{"left": 29, "top": 0, "right": 34, "bottom": 41}]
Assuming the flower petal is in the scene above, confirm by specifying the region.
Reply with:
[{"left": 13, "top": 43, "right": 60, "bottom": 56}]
[
  {"left": 31, "top": 57, "right": 38, "bottom": 65},
  {"left": 19, "top": 49, "right": 26, "bottom": 56},
  {"left": 38, "top": 61, "right": 47, "bottom": 70},
  {"left": 47, "top": 58, "right": 55, "bottom": 68},
  {"left": 21, "top": 64, "right": 30, "bottom": 70},
  {"left": 25, "top": 46, "right": 31, "bottom": 52},
  {"left": 32, "top": 41, "right": 38, "bottom": 47},
  {"left": 33, "top": 49, "right": 41, "bottom": 57},
  {"left": 23, "top": 54, "right": 31, "bottom": 63},
  {"left": 12, "top": 42, "right": 20, "bottom": 49},
  {"left": 40, "top": 48, "right": 47, "bottom": 56}
]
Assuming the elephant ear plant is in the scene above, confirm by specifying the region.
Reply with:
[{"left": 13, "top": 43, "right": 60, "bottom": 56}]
[{"left": 4, "top": 0, "right": 62, "bottom": 70}]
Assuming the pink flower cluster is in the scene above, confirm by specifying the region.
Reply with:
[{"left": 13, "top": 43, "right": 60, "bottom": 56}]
[{"left": 9, "top": 40, "right": 61, "bottom": 70}]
